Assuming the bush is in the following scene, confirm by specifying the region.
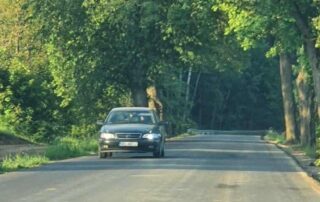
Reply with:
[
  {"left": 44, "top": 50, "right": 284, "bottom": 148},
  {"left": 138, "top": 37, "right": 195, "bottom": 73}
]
[{"left": 70, "top": 123, "right": 98, "bottom": 138}]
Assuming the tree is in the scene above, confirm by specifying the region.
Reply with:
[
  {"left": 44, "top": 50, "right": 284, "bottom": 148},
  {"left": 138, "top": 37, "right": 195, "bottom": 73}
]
[
  {"left": 0, "top": 0, "right": 65, "bottom": 141},
  {"left": 279, "top": 53, "right": 297, "bottom": 142},
  {"left": 0, "top": 0, "right": 291, "bottom": 141},
  {"left": 289, "top": 0, "right": 320, "bottom": 119},
  {"left": 213, "top": 0, "right": 300, "bottom": 142}
]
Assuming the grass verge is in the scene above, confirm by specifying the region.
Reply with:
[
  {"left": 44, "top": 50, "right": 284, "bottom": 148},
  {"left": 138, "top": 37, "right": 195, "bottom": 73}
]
[
  {"left": 264, "top": 130, "right": 318, "bottom": 159},
  {"left": 0, "top": 154, "right": 49, "bottom": 172},
  {"left": 0, "top": 137, "right": 98, "bottom": 173},
  {"left": 45, "top": 137, "right": 98, "bottom": 160},
  {"left": 264, "top": 130, "right": 286, "bottom": 144}
]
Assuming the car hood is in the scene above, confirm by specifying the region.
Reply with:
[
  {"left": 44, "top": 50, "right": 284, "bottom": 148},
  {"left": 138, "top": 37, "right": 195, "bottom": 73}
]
[{"left": 100, "top": 124, "right": 157, "bottom": 134}]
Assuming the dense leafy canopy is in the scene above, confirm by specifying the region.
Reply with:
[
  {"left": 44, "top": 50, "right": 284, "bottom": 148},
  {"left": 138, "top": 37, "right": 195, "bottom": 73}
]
[{"left": 0, "top": 0, "right": 319, "bottom": 155}]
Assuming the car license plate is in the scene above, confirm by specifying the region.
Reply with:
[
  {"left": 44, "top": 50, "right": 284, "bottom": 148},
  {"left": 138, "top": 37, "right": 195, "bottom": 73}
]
[{"left": 119, "top": 142, "right": 138, "bottom": 147}]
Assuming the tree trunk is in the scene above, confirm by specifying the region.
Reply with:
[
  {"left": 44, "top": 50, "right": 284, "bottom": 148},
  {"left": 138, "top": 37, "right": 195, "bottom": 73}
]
[
  {"left": 309, "top": 91, "right": 317, "bottom": 147},
  {"left": 192, "top": 71, "right": 201, "bottom": 103},
  {"left": 210, "top": 106, "right": 217, "bottom": 129},
  {"left": 179, "top": 69, "right": 183, "bottom": 97},
  {"left": 198, "top": 105, "right": 202, "bottom": 128},
  {"left": 305, "top": 40, "right": 320, "bottom": 119},
  {"left": 132, "top": 87, "right": 148, "bottom": 107},
  {"left": 279, "top": 53, "right": 296, "bottom": 143},
  {"left": 183, "top": 66, "right": 192, "bottom": 121},
  {"left": 147, "top": 85, "right": 163, "bottom": 120},
  {"left": 185, "top": 66, "right": 192, "bottom": 102},
  {"left": 296, "top": 70, "right": 311, "bottom": 146},
  {"left": 290, "top": 3, "right": 320, "bottom": 119}
]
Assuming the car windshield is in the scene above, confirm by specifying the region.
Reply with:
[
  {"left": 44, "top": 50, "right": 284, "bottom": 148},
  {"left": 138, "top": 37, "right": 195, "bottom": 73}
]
[{"left": 106, "top": 110, "right": 155, "bottom": 124}]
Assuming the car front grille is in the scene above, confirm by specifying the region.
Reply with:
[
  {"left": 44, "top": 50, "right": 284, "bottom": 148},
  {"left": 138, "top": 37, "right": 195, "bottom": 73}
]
[{"left": 116, "top": 133, "right": 141, "bottom": 139}]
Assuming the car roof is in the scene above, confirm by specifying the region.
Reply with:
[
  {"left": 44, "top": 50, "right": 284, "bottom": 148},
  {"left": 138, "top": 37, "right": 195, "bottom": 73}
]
[{"left": 110, "top": 107, "right": 154, "bottom": 112}]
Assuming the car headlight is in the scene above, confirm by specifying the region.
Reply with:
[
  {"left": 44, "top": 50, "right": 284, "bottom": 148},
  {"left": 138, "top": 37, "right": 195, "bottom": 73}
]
[
  {"left": 142, "top": 133, "right": 161, "bottom": 140},
  {"left": 100, "top": 133, "right": 116, "bottom": 139}
]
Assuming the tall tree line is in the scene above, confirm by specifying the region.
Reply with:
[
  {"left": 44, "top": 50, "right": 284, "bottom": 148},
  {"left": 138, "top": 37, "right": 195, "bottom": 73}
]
[
  {"left": 214, "top": 0, "right": 320, "bottom": 147},
  {"left": 0, "top": 0, "right": 318, "bottom": 151}
]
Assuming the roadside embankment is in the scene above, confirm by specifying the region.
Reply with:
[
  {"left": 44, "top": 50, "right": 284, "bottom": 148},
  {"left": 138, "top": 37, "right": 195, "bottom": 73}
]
[{"left": 0, "top": 145, "right": 47, "bottom": 161}]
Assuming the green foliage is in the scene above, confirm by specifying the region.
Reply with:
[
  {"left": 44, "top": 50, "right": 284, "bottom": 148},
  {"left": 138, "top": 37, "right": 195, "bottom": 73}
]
[
  {"left": 45, "top": 137, "right": 98, "bottom": 160},
  {"left": 0, "top": 0, "right": 68, "bottom": 142},
  {"left": 0, "top": 154, "right": 49, "bottom": 172},
  {"left": 300, "top": 146, "right": 317, "bottom": 159},
  {"left": 293, "top": 46, "right": 312, "bottom": 82},
  {"left": 311, "top": 1, "right": 320, "bottom": 48},
  {"left": 213, "top": 0, "right": 302, "bottom": 54},
  {"left": 192, "top": 44, "right": 282, "bottom": 130},
  {"left": 0, "top": 0, "right": 301, "bottom": 142},
  {"left": 0, "top": 67, "right": 66, "bottom": 142}
]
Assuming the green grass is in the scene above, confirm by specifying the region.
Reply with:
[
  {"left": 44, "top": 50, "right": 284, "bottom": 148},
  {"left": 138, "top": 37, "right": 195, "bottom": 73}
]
[
  {"left": 0, "top": 154, "right": 49, "bottom": 172},
  {"left": 45, "top": 137, "right": 98, "bottom": 160},
  {"left": 0, "top": 137, "right": 98, "bottom": 173},
  {"left": 301, "top": 146, "right": 317, "bottom": 159},
  {"left": 264, "top": 130, "right": 285, "bottom": 144}
]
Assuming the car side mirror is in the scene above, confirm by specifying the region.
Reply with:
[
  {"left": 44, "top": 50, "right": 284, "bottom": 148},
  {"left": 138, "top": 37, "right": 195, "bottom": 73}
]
[{"left": 96, "top": 120, "right": 105, "bottom": 125}]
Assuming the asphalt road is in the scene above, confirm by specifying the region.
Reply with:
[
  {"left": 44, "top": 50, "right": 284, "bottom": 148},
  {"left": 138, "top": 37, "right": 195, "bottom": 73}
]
[{"left": 0, "top": 134, "right": 320, "bottom": 202}]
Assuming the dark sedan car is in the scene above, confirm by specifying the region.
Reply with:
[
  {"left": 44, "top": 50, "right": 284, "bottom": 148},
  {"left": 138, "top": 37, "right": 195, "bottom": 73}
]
[{"left": 98, "top": 107, "right": 167, "bottom": 158}]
